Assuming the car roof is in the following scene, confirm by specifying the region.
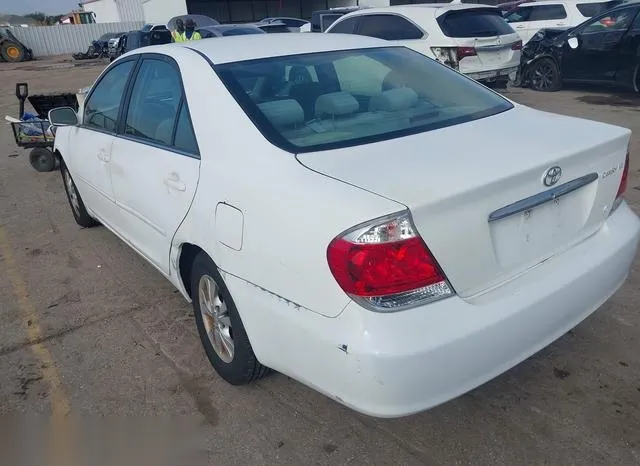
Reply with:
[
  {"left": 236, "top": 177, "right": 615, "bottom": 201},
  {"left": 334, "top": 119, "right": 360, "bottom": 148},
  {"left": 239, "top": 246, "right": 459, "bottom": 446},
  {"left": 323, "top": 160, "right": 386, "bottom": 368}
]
[
  {"left": 339, "top": 3, "right": 498, "bottom": 20},
  {"left": 167, "top": 32, "right": 389, "bottom": 64}
]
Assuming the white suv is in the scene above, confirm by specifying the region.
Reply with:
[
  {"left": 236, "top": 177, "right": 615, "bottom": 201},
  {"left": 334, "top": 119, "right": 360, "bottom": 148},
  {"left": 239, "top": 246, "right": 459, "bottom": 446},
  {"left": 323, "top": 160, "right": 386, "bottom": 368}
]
[
  {"left": 325, "top": 4, "right": 522, "bottom": 83},
  {"left": 503, "top": 0, "right": 625, "bottom": 43}
]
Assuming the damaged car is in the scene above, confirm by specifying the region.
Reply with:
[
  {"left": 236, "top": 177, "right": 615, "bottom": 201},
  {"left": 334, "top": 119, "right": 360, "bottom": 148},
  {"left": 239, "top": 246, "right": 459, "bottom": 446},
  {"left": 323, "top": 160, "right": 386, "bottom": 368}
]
[{"left": 519, "top": 2, "right": 640, "bottom": 91}]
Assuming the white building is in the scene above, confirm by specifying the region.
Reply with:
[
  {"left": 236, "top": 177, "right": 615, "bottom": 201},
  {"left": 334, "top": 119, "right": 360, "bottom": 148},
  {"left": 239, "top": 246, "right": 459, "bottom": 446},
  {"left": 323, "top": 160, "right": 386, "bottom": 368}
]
[
  {"left": 142, "top": 0, "right": 188, "bottom": 24},
  {"left": 81, "top": 0, "right": 145, "bottom": 23}
]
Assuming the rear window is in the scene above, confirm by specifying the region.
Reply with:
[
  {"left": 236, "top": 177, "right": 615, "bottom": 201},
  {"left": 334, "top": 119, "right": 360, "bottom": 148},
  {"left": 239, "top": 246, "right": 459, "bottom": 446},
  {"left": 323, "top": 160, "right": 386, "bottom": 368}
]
[
  {"left": 214, "top": 47, "right": 512, "bottom": 153},
  {"left": 438, "top": 9, "right": 516, "bottom": 37}
]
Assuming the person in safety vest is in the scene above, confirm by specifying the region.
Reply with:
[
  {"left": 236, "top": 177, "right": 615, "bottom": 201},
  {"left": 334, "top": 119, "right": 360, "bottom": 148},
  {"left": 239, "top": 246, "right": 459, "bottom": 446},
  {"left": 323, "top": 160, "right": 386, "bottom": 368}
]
[
  {"left": 180, "top": 19, "right": 201, "bottom": 41},
  {"left": 172, "top": 18, "right": 185, "bottom": 42}
]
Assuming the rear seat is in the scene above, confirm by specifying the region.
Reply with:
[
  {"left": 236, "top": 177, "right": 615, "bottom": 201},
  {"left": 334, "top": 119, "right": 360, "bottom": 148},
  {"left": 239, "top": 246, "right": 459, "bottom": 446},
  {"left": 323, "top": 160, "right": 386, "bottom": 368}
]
[{"left": 257, "top": 99, "right": 305, "bottom": 129}]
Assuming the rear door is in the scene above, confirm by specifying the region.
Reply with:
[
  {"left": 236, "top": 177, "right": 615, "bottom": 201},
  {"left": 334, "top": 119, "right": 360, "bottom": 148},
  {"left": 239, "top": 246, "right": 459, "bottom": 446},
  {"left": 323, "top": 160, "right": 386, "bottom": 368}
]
[
  {"left": 109, "top": 55, "right": 201, "bottom": 275},
  {"left": 437, "top": 8, "right": 522, "bottom": 74},
  {"left": 505, "top": 4, "right": 570, "bottom": 43}
]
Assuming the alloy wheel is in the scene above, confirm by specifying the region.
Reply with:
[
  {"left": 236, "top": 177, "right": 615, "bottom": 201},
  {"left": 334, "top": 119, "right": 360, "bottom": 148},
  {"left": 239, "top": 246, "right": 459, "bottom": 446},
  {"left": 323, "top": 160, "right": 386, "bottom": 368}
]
[
  {"left": 63, "top": 168, "right": 81, "bottom": 216},
  {"left": 198, "top": 274, "right": 234, "bottom": 363}
]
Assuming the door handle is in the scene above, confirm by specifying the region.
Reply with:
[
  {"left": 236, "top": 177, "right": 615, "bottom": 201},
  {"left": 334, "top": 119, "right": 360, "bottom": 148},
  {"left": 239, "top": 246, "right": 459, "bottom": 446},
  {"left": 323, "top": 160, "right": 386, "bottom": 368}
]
[
  {"left": 97, "top": 149, "right": 110, "bottom": 162},
  {"left": 163, "top": 175, "right": 186, "bottom": 192},
  {"left": 515, "top": 25, "right": 526, "bottom": 29}
]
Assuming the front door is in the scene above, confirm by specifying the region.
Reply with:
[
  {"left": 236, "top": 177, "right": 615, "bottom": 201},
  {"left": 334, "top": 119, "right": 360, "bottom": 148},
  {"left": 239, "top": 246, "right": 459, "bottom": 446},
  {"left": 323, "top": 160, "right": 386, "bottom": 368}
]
[
  {"left": 562, "top": 8, "right": 637, "bottom": 81},
  {"left": 67, "top": 58, "right": 137, "bottom": 227},
  {"left": 109, "top": 56, "right": 201, "bottom": 275}
]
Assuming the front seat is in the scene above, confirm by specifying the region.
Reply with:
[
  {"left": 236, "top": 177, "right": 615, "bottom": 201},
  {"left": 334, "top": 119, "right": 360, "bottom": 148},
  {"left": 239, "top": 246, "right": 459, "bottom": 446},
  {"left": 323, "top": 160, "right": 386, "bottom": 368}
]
[{"left": 288, "top": 65, "right": 325, "bottom": 121}]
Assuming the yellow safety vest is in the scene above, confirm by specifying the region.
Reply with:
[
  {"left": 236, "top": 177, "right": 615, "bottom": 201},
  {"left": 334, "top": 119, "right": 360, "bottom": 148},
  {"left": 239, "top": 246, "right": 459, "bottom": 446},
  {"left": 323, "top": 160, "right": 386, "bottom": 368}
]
[{"left": 178, "top": 31, "right": 201, "bottom": 41}]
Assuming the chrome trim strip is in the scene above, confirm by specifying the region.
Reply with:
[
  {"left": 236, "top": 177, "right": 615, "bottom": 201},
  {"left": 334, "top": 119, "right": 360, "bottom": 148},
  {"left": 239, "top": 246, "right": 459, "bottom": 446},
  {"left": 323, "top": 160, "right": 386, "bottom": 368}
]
[{"left": 488, "top": 172, "right": 599, "bottom": 223}]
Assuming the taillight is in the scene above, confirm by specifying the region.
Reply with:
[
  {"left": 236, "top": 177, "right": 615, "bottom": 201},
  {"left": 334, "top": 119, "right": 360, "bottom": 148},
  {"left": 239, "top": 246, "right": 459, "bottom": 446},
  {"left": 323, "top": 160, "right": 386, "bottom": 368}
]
[
  {"left": 612, "top": 152, "right": 629, "bottom": 213},
  {"left": 456, "top": 47, "right": 477, "bottom": 61},
  {"left": 511, "top": 40, "right": 523, "bottom": 50},
  {"left": 327, "top": 212, "right": 453, "bottom": 312}
]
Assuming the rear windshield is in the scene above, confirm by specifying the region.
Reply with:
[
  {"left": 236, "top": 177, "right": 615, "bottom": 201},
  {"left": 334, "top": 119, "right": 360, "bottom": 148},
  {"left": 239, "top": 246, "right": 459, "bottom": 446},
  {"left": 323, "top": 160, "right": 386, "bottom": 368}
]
[
  {"left": 438, "top": 9, "right": 516, "bottom": 37},
  {"left": 215, "top": 47, "right": 513, "bottom": 153}
]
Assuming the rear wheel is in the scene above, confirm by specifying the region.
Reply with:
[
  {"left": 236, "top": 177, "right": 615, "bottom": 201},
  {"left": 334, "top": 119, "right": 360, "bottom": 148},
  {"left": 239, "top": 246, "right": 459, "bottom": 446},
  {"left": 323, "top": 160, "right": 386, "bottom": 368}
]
[
  {"left": 191, "top": 252, "right": 269, "bottom": 385},
  {"left": 61, "top": 160, "right": 98, "bottom": 228},
  {"left": 528, "top": 58, "right": 562, "bottom": 92},
  {"left": 1, "top": 41, "right": 25, "bottom": 62}
]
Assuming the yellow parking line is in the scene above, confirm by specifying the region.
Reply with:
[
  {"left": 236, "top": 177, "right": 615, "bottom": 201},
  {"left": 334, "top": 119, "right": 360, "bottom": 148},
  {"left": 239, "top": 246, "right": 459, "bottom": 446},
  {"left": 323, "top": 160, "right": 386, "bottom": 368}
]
[{"left": 0, "top": 226, "right": 74, "bottom": 464}]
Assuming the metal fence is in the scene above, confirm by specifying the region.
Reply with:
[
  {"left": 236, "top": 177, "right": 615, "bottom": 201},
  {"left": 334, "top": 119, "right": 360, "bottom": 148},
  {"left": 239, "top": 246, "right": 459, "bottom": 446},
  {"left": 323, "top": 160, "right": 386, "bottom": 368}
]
[{"left": 9, "top": 21, "right": 144, "bottom": 57}]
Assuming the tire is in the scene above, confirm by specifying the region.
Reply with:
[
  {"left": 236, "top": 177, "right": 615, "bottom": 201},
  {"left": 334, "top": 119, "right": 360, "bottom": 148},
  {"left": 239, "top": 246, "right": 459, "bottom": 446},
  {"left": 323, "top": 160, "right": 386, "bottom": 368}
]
[
  {"left": 29, "top": 148, "right": 56, "bottom": 172},
  {"left": 527, "top": 58, "right": 562, "bottom": 92},
  {"left": 191, "top": 252, "right": 269, "bottom": 385},
  {"left": 1, "top": 41, "right": 26, "bottom": 62},
  {"left": 60, "top": 160, "right": 98, "bottom": 228},
  {"left": 633, "top": 63, "right": 640, "bottom": 93}
]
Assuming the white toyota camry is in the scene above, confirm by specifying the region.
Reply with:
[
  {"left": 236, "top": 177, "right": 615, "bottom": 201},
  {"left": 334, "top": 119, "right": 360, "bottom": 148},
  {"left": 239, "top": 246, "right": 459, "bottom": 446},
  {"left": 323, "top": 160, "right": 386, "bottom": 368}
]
[{"left": 50, "top": 33, "right": 640, "bottom": 418}]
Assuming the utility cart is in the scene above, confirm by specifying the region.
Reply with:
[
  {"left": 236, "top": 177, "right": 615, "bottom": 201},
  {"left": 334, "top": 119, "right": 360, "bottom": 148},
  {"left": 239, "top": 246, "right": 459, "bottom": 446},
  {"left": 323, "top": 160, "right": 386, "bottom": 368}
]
[{"left": 8, "top": 83, "right": 78, "bottom": 172}]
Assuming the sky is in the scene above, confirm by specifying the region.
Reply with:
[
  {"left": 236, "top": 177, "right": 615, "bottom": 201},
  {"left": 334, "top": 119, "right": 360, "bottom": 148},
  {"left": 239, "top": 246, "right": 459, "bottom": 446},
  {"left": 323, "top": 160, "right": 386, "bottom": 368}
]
[{"left": 0, "top": 0, "right": 81, "bottom": 15}]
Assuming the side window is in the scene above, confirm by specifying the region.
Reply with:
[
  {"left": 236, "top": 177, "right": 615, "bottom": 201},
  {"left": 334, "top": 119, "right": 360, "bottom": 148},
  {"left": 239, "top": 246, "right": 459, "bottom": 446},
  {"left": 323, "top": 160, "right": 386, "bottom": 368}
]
[
  {"left": 333, "top": 55, "right": 392, "bottom": 96},
  {"left": 124, "top": 58, "right": 182, "bottom": 146},
  {"left": 174, "top": 103, "right": 199, "bottom": 155},
  {"left": 505, "top": 7, "right": 532, "bottom": 22},
  {"left": 356, "top": 14, "right": 424, "bottom": 40},
  {"left": 83, "top": 60, "right": 134, "bottom": 132},
  {"left": 528, "top": 5, "right": 568, "bottom": 21},
  {"left": 328, "top": 17, "right": 359, "bottom": 34},
  {"left": 576, "top": 2, "right": 619, "bottom": 17},
  {"left": 583, "top": 7, "right": 637, "bottom": 33},
  {"left": 632, "top": 9, "right": 640, "bottom": 29}
]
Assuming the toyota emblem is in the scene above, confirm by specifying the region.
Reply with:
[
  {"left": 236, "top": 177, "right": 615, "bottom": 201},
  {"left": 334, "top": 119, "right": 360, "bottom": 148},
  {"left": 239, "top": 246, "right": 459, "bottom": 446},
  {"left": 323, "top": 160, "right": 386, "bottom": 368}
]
[{"left": 543, "top": 166, "right": 562, "bottom": 187}]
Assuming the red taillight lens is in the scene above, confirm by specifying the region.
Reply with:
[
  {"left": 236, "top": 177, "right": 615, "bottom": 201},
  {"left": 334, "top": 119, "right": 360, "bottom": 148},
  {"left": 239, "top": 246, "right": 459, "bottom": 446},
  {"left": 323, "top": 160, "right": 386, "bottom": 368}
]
[
  {"left": 511, "top": 40, "right": 523, "bottom": 50},
  {"left": 327, "top": 212, "right": 453, "bottom": 311},
  {"left": 617, "top": 152, "right": 629, "bottom": 199},
  {"left": 456, "top": 47, "right": 477, "bottom": 61}
]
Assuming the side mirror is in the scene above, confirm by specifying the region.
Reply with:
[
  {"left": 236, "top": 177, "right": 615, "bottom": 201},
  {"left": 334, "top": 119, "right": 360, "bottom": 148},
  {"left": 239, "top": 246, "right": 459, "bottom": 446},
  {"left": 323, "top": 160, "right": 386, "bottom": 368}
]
[
  {"left": 48, "top": 107, "right": 79, "bottom": 126},
  {"left": 568, "top": 36, "right": 579, "bottom": 49}
]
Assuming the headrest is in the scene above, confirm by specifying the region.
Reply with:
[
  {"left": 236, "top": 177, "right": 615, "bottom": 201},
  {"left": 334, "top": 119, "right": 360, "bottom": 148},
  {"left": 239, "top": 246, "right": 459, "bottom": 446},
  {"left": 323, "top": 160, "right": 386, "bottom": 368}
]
[
  {"left": 369, "top": 87, "right": 419, "bottom": 112},
  {"left": 258, "top": 99, "right": 305, "bottom": 127},
  {"left": 315, "top": 92, "right": 359, "bottom": 118}
]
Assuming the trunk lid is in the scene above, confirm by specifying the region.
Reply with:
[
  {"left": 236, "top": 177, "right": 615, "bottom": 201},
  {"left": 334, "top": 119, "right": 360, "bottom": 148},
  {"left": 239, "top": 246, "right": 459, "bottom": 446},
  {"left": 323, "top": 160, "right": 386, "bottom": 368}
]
[
  {"left": 297, "top": 106, "right": 630, "bottom": 298},
  {"left": 455, "top": 33, "right": 521, "bottom": 75}
]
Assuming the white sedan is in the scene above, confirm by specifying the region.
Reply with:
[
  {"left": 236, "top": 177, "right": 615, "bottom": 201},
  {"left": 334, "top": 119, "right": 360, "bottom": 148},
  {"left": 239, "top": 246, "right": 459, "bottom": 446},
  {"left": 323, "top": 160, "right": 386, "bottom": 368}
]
[{"left": 49, "top": 33, "right": 640, "bottom": 418}]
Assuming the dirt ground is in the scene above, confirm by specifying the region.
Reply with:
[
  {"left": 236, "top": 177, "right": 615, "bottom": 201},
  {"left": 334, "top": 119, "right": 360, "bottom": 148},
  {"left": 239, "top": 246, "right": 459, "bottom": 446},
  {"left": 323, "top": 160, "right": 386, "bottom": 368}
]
[{"left": 0, "top": 59, "right": 639, "bottom": 465}]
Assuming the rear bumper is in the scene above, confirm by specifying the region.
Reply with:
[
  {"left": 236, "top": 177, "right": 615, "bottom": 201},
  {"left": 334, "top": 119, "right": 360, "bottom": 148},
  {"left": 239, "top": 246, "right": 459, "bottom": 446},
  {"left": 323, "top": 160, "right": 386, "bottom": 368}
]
[
  {"left": 227, "top": 202, "right": 640, "bottom": 418},
  {"left": 467, "top": 65, "right": 519, "bottom": 82}
]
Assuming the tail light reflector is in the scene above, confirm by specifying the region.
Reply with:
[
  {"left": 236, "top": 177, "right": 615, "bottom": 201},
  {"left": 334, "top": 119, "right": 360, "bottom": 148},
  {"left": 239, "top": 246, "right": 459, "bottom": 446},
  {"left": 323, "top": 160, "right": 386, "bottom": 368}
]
[
  {"left": 327, "top": 212, "right": 453, "bottom": 312},
  {"left": 456, "top": 47, "right": 477, "bottom": 61},
  {"left": 511, "top": 40, "right": 523, "bottom": 50},
  {"left": 612, "top": 152, "right": 629, "bottom": 213}
]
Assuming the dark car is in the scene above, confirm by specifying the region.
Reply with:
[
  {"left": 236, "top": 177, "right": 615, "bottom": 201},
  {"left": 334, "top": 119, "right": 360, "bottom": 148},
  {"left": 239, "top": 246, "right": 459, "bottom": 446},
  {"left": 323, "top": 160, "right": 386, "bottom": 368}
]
[
  {"left": 310, "top": 7, "right": 363, "bottom": 32},
  {"left": 519, "top": 2, "right": 640, "bottom": 92},
  {"left": 258, "top": 17, "right": 309, "bottom": 31},
  {"left": 198, "top": 24, "right": 266, "bottom": 38},
  {"left": 109, "top": 29, "right": 173, "bottom": 61}
]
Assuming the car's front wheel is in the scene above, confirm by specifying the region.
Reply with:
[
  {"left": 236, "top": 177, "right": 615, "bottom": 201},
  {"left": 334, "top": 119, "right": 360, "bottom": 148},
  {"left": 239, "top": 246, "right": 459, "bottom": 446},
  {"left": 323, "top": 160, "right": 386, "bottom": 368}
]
[
  {"left": 191, "top": 252, "right": 269, "bottom": 385},
  {"left": 61, "top": 161, "right": 98, "bottom": 228},
  {"left": 528, "top": 58, "right": 562, "bottom": 92}
]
